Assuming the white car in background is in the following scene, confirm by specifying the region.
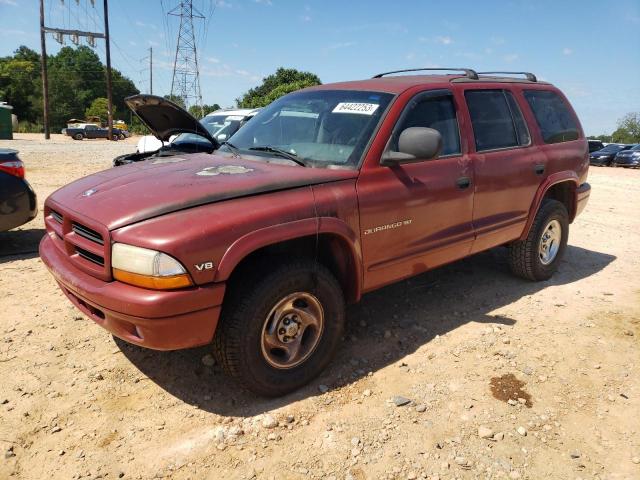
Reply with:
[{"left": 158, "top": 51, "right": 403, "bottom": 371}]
[{"left": 135, "top": 107, "right": 261, "bottom": 154}]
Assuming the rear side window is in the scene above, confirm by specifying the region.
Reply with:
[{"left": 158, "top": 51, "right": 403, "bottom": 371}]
[
  {"left": 523, "top": 90, "right": 579, "bottom": 144},
  {"left": 393, "top": 93, "right": 461, "bottom": 156},
  {"left": 465, "top": 90, "right": 529, "bottom": 151}
]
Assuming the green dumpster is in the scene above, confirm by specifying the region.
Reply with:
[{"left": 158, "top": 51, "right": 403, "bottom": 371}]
[{"left": 0, "top": 103, "right": 13, "bottom": 140}]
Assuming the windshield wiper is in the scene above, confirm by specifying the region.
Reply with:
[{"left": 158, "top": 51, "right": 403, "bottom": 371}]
[
  {"left": 220, "top": 141, "right": 241, "bottom": 157},
  {"left": 249, "top": 146, "right": 306, "bottom": 166}
]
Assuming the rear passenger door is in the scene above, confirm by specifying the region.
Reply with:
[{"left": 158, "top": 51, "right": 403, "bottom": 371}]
[{"left": 463, "top": 88, "right": 547, "bottom": 253}]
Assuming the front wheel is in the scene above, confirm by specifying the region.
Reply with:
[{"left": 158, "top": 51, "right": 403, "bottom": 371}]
[
  {"left": 213, "top": 259, "right": 345, "bottom": 396},
  {"left": 508, "top": 199, "right": 569, "bottom": 281},
  {"left": 73, "top": 133, "right": 84, "bottom": 140}
]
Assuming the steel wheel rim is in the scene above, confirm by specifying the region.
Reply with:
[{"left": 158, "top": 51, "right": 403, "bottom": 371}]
[
  {"left": 260, "top": 292, "right": 324, "bottom": 369},
  {"left": 539, "top": 219, "right": 561, "bottom": 265}
]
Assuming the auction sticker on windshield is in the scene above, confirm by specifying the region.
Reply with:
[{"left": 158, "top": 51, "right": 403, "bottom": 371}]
[{"left": 332, "top": 102, "right": 379, "bottom": 115}]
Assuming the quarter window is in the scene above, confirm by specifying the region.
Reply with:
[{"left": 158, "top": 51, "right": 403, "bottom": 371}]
[
  {"left": 465, "top": 90, "right": 529, "bottom": 151},
  {"left": 523, "top": 90, "right": 579, "bottom": 144},
  {"left": 392, "top": 93, "right": 461, "bottom": 156}
]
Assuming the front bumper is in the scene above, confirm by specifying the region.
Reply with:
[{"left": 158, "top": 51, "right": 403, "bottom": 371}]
[
  {"left": 589, "top": 156, "right": 611, "bottom": 165},
  {"left": 576, "top": 182, "right": 590, "bottom": 218},
  {"left": 39, "top": 234, "right": 225, "bottom": 350}
]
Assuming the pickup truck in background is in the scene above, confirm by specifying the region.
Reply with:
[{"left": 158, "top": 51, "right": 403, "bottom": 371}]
[{"left": 62, "top": 123, "right": 124, "bottom": 141}]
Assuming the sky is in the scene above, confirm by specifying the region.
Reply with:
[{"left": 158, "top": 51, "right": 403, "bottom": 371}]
[{"left": 1, "top": 0, "right": 639, "bottom": 135}]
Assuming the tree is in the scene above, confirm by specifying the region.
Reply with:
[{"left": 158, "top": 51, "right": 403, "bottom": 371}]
[
  {"left": 611, "top": 112, "right": 640, "bottom": 144},
  {"left": 589, "top": 134, "right": 612, "bottom": 143},
  {"left": 0, "top": 45, "right": 139, "bottom": 131},
  {"left": 0, "top": 46, "right": 42, "bottom": 126},
  {"left": 236, "top": 67, "right": 321, "bottom": 108},
  {"left": 85, "top": 97, "right": 111, "bottom": 121},
  {"left": 164, "top": 94, "right": 185, "bottom": 108},
  {"left": 188, "top": 103, "right": 221, "bottom": 118}
]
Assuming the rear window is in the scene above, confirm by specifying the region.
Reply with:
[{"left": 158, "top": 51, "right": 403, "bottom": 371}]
[
  {"left": 465, "top": 90, "right": 529, "bottom": 151},
  {"left": 523, "top": 90, "right": 580, "bottom": 144}
]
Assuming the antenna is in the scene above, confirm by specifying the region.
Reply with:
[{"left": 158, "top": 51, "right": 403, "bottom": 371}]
[{"left": 168, "top": 1, "right": 204, "bottom": 113}]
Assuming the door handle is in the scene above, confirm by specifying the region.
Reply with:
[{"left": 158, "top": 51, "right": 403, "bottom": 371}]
[
  {"left": 534, "top": 164, "right": 545, "bottom": 175},
  {"left": 456, "top": 176, "right": 471, "bottom": 189}
]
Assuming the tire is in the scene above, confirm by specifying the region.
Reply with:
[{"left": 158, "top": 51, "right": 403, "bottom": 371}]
[
  {"left": 213, "top": 259, "right": 345, "bottom": 396},
  {"left": 73, "top": 133, "right": 84, "bottom": 141},
  {"left": 508, "top": 199, "right": 569, "bottom": 281},
  {"left": 111, "top": 135, "right": 119, "bottom": 141}
]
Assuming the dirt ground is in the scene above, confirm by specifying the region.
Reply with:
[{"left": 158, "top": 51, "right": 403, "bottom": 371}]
[{"left": 1, "top": 133, "right": 639, "bottom": 480}]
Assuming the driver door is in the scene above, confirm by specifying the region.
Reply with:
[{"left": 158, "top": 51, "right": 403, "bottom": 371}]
[{"left": 357, "top": 89, "right": 475, "bottom": 291}]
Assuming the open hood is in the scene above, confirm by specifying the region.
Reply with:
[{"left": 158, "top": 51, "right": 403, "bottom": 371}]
[{"left": 125, "top": 94, "right": 219, "bottom": 147}]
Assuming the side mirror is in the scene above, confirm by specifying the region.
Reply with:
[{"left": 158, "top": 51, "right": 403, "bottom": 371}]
[{"left": 381, "top": 127, "right": 443, "bottom": 166}]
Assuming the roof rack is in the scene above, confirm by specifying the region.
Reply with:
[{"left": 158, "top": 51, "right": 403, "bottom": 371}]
[
  {"left": 373, "top": 68, "right": 479, "bottom": 80},
  {"left": 477, "top": 71, "right": 537, "bottom": 82}
]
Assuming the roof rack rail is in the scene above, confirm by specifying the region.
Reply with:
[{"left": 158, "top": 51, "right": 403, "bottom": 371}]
[
  {"left": 477, "top": 71, "right": 537, "bottom": 82},
  {"left": 373, "top": 68, "right": 479, "bottom": 80}
]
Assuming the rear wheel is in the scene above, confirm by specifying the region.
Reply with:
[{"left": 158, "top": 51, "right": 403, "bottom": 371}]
[
  {"left": 508, "top": 199, "right": 569, "bottom": 281},
  {"left": 213, "top": 259, "right": 345, "bottom": 396},
  {"left": 73, "top": 133, "right": 84, "bottom": 140},
  {"left": 119, "top": 133, "right": 125, "bottom": 140}
]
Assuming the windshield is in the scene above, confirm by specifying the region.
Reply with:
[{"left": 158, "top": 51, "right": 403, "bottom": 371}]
[
  {"left": 225, "top": 89, "right": 394, "bottom": 168},
  {"left": 631, "top": 144, "right": 640, "bottom": 151},
  {"left": 598, "top": 144, "right": 625, "bottom": 153}
]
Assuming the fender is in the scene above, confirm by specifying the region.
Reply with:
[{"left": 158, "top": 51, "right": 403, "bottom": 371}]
[
  {"left": 214, "top": 217, "right": 364, "bottom": 302},
  {"left": 519, "top": 171, "right": 579, "bottom": 241}
]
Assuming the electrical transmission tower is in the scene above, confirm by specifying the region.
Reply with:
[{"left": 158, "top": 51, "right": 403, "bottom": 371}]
[{"left": 169, "top": 1, "right": 204, "bottom": 112}]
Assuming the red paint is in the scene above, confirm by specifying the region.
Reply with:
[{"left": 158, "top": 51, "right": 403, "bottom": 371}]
[{"left": 40, "top": 74, "right": 590, "bottom": 350}]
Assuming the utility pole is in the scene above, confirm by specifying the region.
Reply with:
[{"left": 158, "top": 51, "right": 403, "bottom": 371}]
[
  {"left": 149, "top": 47, "right": 153, "bottom": 95},
  {"left": 103, "top": 0, "right": 113, "bottom": 140},
  {"left": 169, "top": 1, "right": 204, "bottom": 112},
  {"left": 38, "top": 0, "right": 110, "bottom": 139},
  {"left": 39, "top": 0, "right": 50, "bottom": 139}
]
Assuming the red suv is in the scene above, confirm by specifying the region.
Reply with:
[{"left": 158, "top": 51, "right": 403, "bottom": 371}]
[{"left": 40, "top": 68, "right": 590, "bottom": 396}]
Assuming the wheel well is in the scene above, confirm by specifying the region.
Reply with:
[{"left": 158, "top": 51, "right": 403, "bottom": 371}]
[
  {"left": 543, "top": 181, "right": 576, "bottom": 221},
  {"left": 225, "top": 234, "right": 360, "bottom": 303}
]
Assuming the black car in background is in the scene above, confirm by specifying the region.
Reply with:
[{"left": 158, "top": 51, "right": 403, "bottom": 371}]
[
  {"left": 590, "top": 144, "right": 632, "bottom": 166},
  {"left": 613, "top": 144, "right": 640, "bottom": 168},
  {"left": 588, "top": 139, "right": 605, "bottom": 153},
  {"left": 0, "top": 149, "right": 37, "bottom": 232}
]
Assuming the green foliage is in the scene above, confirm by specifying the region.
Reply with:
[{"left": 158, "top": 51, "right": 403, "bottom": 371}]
[
  {"left": 85, "top": 97, "right": 111, "bottom": 121},
  {"left": 128, "top": 115, "right": 150, "bottom": 135},
  {"left": 188, "top": 103, "right": 221, "bottom": 118},
  {"left": 16, "top": 121, "right": 42, "bottom": 133},
  {"left": 163, "top": 94, "right": 185, "bottom": 108},
  {"left": 588, "top": 134, "right": 612, "bottom": 143},
  {"left": 0, "top": 45, "right": 139, "bottom": 131},
  {"left": 611, "top": 112, "right": 640, "bottom": 144},
  {"left": 236, "top": 67, "right": 321, "bottom": 108}
]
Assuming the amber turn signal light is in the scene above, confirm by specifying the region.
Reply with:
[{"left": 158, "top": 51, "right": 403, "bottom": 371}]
[{"left": 113, "top": 268, "right": 193, "bottom": 290}]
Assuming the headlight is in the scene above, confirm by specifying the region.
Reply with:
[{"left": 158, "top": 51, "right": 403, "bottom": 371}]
[{"left": 111, "top": 243, "right": 192, "bottom": 290}]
